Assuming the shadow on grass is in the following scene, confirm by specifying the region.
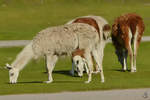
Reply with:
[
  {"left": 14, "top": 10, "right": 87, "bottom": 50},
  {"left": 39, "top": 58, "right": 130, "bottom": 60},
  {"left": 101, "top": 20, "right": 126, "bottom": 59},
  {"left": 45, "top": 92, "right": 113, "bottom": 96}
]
[
  {"left": 43, "top": 70, "right": 80, "bottom": 77},
  {"left": 6, "top": 81, "right": 44, "bottom": 84},
  {"left": 6, "top": 80, "right": 83, "bottom": 84},
  {"left": 18, "top": 81, "right": 44, "bottom": 84},
  {"left": 112, "top": 68, "right": 131, "bottom": 72},
  {"left": 53, "top": 80, "right": 83, "bottom": 83}
]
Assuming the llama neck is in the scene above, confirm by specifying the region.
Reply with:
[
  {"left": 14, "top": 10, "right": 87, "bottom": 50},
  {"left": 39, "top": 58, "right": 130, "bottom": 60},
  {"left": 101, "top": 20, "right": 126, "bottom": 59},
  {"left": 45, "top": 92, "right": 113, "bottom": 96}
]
[{"left": 11, "top": 41, "right": 34, "bottom": 71}]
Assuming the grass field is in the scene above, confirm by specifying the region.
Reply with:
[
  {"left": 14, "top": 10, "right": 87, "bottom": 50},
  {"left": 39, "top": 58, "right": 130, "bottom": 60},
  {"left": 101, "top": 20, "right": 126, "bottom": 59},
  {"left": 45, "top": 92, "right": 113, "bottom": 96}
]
[
  {"left": 0, "top": 0, "right": 150, "bottom": 40},
  {"left": 0, "top": 42, "right": 150, "bottom": 95}
]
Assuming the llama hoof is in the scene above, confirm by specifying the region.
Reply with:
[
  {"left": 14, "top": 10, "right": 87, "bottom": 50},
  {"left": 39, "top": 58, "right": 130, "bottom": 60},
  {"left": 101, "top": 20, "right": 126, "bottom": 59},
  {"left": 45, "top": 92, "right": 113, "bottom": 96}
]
[
  {"left": 131, "top": 70, "right": 136, "bottom": 73},
  {"left": 122, "top": 69, "right": 126, "bottom": 72},
  {"left": 122, "top": 67, "right": 127, "bottom": 72},
  {"left": 101, "top": 80, "right": 105, "bottom": 83},
  {"left": 84, "top": 81, "right": 91, "bottom": 84},
  {"left": 131, "top": 68, "right": 137, "bottom": 73},
  {"left": 10, "top": 81, "right": 17, "bottom": 84},
  {"left": 44, "top": 80, "right": 53, "bottom": 84}
]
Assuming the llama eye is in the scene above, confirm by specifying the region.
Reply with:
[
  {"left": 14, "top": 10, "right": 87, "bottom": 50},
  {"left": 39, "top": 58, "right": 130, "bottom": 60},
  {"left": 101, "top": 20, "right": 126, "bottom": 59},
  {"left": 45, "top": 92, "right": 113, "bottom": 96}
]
[
  {"left": 10, "top": 73, "right": 14, "bottom": 76},
  {"left": 76, "top": 60, "right": 79, "bottom": 64}
]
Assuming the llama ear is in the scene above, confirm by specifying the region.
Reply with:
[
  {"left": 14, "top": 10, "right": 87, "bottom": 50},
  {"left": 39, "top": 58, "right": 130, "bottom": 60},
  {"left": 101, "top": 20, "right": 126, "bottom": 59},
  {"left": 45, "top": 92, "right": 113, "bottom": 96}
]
[
  {"left": 5, "top": 63, "right": 12, "bottom": 70},
  {"left": 82, "top": 59, "right": 89, "bottom": 74},
  {"left": 103, "top": 24, "right": 111, "bottom": 40}
]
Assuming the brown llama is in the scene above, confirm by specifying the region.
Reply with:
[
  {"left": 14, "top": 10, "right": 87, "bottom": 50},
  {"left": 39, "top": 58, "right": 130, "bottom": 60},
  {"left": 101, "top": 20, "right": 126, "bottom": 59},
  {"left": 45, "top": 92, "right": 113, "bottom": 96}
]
[{"left": 112, "top": 13, "right": 145, "bottom": 72}]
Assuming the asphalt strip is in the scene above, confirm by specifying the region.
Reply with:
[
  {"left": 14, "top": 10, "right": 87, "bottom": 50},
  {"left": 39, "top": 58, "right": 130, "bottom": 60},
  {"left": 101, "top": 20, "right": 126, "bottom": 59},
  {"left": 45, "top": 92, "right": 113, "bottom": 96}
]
[{"left": 0, "top": 88, "right": 150, "bottom": 100}]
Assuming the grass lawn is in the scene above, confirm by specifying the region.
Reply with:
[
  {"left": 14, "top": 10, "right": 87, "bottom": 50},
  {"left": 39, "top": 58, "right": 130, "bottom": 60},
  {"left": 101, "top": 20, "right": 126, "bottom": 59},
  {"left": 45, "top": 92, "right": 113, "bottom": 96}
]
[
  {"left": 0, "top": 42, "right": 150, "bottom": 95},
  {"left": 0, "top": 0, "right": 150, "bottom": 40}
]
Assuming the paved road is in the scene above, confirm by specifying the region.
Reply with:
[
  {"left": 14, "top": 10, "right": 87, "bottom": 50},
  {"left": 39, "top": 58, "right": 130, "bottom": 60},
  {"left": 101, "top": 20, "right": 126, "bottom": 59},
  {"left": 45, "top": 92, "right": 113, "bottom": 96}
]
[
  {"left": 0, "top": 36, "right": 150, "bottom": 47},
  {"left": 0, "top": 88, "right": 150, "bottom": 100},
  {"left": 0, "top": 40, "right": 30, "bottom": 47}
]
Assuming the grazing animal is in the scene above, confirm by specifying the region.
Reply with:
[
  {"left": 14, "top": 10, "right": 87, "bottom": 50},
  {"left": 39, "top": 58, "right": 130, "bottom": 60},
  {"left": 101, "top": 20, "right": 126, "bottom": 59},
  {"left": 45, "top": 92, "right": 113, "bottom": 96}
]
[
  {"left": 6, "top": 23, "right": 101, "bottom": 84},
  {"left": 111, "top": 13, "right": 145, "bottom": 72},
  {"left": 71, "top": 49, "right": 89, "bottom": 77},
  {"left": 67, "top": 16, "right": 111, "bottom": 80}
]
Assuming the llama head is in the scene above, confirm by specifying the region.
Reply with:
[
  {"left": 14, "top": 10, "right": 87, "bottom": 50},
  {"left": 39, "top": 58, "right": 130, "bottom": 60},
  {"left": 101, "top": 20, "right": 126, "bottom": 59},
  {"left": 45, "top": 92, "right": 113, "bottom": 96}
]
[
  {"left": 115, "top": 50, "right": 124, "bottom": 66},
  {"left": 115, "top": 49, "right": 128, "bottom": 68},
  {"left": 73, "top": 56, "right": 85, "bottom": 77},
  {"left": 103, "top": 24, "right": 111, "bottom": 40},
  {"left": 5, "top": 63, "right": 19, "bottom": 84}
]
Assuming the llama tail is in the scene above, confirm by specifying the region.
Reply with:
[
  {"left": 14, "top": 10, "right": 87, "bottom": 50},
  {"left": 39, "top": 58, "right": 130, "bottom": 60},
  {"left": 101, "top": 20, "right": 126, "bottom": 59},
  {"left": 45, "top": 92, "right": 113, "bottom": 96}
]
[{"left": 9, "top": 41, "right": 34, "bottom": 71}]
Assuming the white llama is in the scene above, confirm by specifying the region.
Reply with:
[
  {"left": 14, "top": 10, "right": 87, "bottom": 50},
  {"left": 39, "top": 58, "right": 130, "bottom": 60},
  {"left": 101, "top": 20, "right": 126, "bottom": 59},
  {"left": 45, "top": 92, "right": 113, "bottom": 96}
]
[
  {"left": 6, "top": 23, "right": 101, "bottom": 84},
  {"left": 66, "top": 15, "right": 111, "bottom": 81}
]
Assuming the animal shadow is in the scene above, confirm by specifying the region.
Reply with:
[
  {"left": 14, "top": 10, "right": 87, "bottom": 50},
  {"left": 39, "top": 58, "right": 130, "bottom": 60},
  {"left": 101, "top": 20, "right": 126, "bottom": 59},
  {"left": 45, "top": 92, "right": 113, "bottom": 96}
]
[
  {"left": 44, "top": 70, "right": 79, "bottom": 77},
  {"left": 114, "top": 69, "right": 130, "bottom": 72},
  {"left": 6, "top": 81, "right": 43, "bottom": 84}
]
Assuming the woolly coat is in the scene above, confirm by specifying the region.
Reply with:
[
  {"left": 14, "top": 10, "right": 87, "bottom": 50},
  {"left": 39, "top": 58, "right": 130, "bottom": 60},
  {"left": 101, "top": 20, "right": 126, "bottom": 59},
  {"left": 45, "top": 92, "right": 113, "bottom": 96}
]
[
  {"left": 32, "top": 23, "right": 99, "bottom": 58},
  {"left": 66, "top": 15, "right": 110, "bottom": 41}
]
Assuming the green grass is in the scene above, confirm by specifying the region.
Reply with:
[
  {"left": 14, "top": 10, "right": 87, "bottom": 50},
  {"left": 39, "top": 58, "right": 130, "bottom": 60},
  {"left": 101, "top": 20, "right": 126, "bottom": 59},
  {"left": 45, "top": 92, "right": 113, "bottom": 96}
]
[
  {"left": 0, "top": 0, "right": 150, "bottom": 40},
  {"left": 0, "top": 42, "right": 150, "bottom": 95}
]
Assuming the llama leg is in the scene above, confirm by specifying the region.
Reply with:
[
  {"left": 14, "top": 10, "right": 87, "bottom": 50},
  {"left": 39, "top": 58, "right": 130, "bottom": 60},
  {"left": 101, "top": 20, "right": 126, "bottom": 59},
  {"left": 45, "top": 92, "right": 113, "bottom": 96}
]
[
  {"left": 44, "top": 55, "right": 58, "bottom": 83},
  {"left": 91, "top": 54, "right": 99, "bottom": 74},
  {"left": 129, "top": 45, "right": 134, "bottom": 72},
  {"left": 133, "top": 44, "right": 137, "bottom": 72},
  {"left": 92, "top": 64, "right": 99, "bottom": 74},
  {"left": 99, "top": 45, "right": 105, "bottom": 83},
  {"left": 133, "top": 42, "right": 137, "bottom": 72},
  {"left": 84, "top": 50, "right": 93, "bottom": 83},
  {"left": 70, "top": 61, "right": 75, "bottom": 76},
  {"left": 92, "top": 48, "right": 105, "bottom": 83},
  {"left": 44, "top": 55, "right": 48, "bottom": 73},
  {"left": 126, "top": 29, "right": 134, "bottom": 72},
  {"left": 123, "top": 50, "right": 127, "bottom": 71},
  {"left": 125, "top": 50, "right": 128, "bottom": 70},
  {"left": 133, "top": 28, "right": 140, "bottom": 72}
]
